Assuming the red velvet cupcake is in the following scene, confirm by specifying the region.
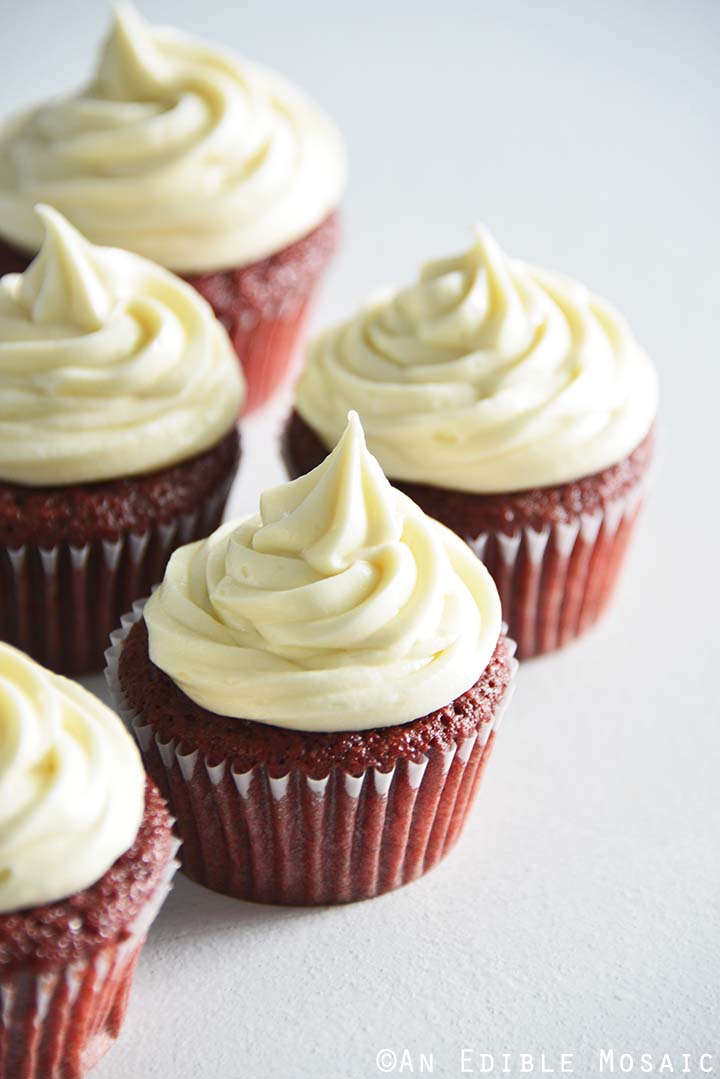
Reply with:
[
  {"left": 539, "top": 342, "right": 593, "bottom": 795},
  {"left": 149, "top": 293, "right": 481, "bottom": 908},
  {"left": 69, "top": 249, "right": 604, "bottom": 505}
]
[
  {"left": 0, "top": 6, "right": 346, "bottom": 413},
  {"left": 0, "top": 644, "right": 178, "bottom": 1079},
  {"left": 286, "top": 412, "right": 654, "bottom": 659},
  {"left": 107, "top": 414, "right": 517, "bottom": 905},
  {"left": 0, "top": 206, "right": 243, "bottom": 675},
  {"left": 288, "top": 225, "right": 658, "bottom": 659}
]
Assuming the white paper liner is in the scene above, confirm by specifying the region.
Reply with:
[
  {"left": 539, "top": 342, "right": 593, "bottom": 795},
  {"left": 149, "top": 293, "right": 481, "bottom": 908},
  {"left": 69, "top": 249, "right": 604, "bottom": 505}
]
[
  {"left": 105, "top": 602, "right": 518, "bottom": 905},
  {"left": 464, "top": 475, "right": 648, "bottom": 658}
]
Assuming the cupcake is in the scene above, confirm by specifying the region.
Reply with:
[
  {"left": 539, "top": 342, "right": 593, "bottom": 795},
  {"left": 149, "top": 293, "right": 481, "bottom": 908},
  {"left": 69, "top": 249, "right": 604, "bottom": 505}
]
[
  {"left": 106, "top": 413, "right": 517, "bottom": 905},
  {"left": 285, "top": 225, "right": 658, "bottom": 659},
  {"left": 0, "top": 4, "right": 346, "bottom": 413},
  {"left": 0, "top": 204, "right": 243, "bottom": 675},
  {"left": 0, "top": 642, "right": 177, "bottom": 1079}
]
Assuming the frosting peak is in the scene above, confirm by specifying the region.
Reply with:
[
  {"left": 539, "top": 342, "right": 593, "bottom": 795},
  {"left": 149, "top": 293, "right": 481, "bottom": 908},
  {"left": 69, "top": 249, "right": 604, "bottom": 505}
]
[
  {"left": 0, "top": 6, "right": 346, "bottom": 272},
  {"left": 257, "top": 413, "right": 401, "bottom": 575},
  {"left": 296, "top": 225, "right": 658, "bottom": 493},
  {"left": 97, "top": 5, "right": 175, "bottom": 100},
  {"left": 16, "top": 205, "right": 113, "bottom": 331},
  {"left": 144, "top": 414, "right": 502, "bottom": 732},
  {"left": 0, "top": 206, "right": 244, "bottom": 486},
  {"left": 0, "top": 643, "right": 145, "bottom": 913}
]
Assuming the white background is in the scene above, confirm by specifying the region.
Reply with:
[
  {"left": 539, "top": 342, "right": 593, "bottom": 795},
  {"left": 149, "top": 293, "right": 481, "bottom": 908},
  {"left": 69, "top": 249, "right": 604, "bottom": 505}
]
[{"left": 3, "top": 1, "right": 720, "bottom": 1077}]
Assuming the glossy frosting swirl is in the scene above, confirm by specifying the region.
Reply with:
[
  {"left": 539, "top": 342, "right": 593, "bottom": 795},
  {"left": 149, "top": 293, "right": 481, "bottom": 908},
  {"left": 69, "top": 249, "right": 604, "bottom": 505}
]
[
  {"left": 144, "top": 413, "right": 501, "bottom": 732},
  {"left": 0, "top": 643, "right": 145, "bottom": 913},
  {"left": 0, "top": 205, "right": 243, "bottom": 486},
  {"left": 0, "top": 5, "right": 347, "bottom": 273},
  {"left": 296, "top": 225, "right": 658, "bottom": 493}
]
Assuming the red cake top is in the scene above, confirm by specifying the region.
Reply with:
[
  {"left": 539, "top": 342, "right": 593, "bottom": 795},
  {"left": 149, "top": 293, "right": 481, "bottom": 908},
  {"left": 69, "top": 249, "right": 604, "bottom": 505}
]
[
  {"left": 0, "top": 427, "right": 239, "bottom": 548},
  {"left": 284, "top": 410, "right": 654, "bottom": 536},
  {"left": 118, "top": 618, "right": 513, "bottom": 778}
]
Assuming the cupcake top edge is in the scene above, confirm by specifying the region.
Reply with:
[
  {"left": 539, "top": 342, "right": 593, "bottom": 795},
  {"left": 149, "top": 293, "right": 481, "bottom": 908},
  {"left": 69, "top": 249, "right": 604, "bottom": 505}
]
[
  {"left": 295, "top": 223, "right": 658, "bottom": 494},
  {"left": 0, "top": 205, "right": 244, "bottom": 486},
  {"left": 0, "top": 4, "right": 347, "bottom": 274},
  {"left": 0, "top": 641, "right": 145, "bottom": 914},
  {"left": 143, "top": 411, "right": 502, "bottom": 733}
]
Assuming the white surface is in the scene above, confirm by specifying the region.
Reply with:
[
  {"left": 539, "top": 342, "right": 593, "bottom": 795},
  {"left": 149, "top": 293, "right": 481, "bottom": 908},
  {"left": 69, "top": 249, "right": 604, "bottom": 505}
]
[{"left": 4, "top": 1, "right": 720, "bottom": 1075}]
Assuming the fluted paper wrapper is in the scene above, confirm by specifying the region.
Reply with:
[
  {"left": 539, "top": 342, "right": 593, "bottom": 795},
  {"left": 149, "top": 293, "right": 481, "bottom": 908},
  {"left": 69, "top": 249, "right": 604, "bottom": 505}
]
[
  {"left": 106, "top": 602, "right": 518, "bottom": 906},
  {"left": 188, "top": 215, "right": 339, "bottom": 414},
  {"left": 0, "top": 849, "right": 178, "bottom": 1079},
  {"left": 0, "top": 483, "right": 230, "bottom": 677},
  {"left": 463, "top": 478, "right": 647, "bottom": 660},
  {"left": 224, "top": 298, "right": 313, "bottom": 415}
]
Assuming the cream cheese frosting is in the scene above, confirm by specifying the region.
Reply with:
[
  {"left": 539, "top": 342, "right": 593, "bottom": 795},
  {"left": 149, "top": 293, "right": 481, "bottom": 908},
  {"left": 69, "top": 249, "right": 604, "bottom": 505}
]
[
  {"left": 144, "top": 412, "right": 501, "bottom": 732},
  {"left": 0, "top": 643, "right": 145, "bottom": 913},
  {"left": 0, "top": 5, "right": 347, "bottom": 273},
  {"left": 296, "top": 225, "right": 658, "bottom": 493},
  {"left": 0, "top": 204, "right": 244, "bottom": 486}
]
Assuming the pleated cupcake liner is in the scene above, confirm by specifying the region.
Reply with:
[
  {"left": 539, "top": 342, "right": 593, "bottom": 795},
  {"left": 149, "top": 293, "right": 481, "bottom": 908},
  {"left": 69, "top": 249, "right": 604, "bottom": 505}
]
[
  {"left": 188, "top": 214, "right": 340, "bottom": 415},
  {"left": 0, "top": 846, "right": 178, "bottom": 1079},
  {"left": 225, "top": 298, "right": 313, "bottom": 415},
  {"left": 105, "top": 601, "right": 518, "bottom": 906},
  {"left": 0, "top": 481, "right": 231, "bottom": 677},
  {"left": 463, "top": 477, "right": 648, "bottom": 660}
]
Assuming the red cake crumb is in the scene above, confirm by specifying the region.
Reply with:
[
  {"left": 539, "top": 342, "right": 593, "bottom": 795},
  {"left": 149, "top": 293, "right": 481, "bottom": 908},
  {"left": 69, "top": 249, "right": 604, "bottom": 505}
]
[
  {"left": 0, "top": 780, "right": 174, "bottom": 974},
  {"left": 0, "top": 427, "right": 239, "bottom": 548},
  {"left": 283, "top": 410, "right": 654, "bottom": 535},
  {"left": 118, "top": 617, "right": 513, "bottom": 778},
  {"left": 186, "top": 214, "right": 339, "bottom": 325}
]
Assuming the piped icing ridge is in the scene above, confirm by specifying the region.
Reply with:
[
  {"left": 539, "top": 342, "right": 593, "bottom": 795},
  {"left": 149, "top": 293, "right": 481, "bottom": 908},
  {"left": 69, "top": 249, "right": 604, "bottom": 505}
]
[
  {"left": 0, "top": 643, "right": 144, "bottom": 913},
  {"left": 296, "top": 225, "right": 658, "bottom": 493},
  {"left": 144, "top": 413, "right": 501, "bottom": 732},
  {"left": 0, "top": 205, "right": 243, "bottom": 486},
  {"left": 0, "top": 5, "right": 347, "bottom": 273}
]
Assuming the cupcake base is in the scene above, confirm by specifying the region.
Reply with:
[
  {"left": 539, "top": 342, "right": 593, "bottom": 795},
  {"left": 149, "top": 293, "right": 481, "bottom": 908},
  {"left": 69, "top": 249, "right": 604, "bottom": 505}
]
[
  {"left": 183, "top": 214, "right": 339, "bottom": 415},
  {"left": 0, "top": 427, "right": 240, "bottom": 675},
  {"left": 107, "top": 604, "right": 517, "bottom": 906},
  {"left": 0, "top": 781, "right": 178, "bottom": 1079},
  {"left": 283, "top": 412, "right": 654, "bottom": 660}
]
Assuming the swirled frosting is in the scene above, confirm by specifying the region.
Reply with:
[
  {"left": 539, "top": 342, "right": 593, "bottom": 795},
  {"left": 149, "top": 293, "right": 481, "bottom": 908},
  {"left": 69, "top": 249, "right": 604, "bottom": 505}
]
[
  {"left": 0, "top": 643, "right": 145, "bottom": 913},
  {"left": 144, "top": 412, "right": 501, "bottom": 732},
  {"left": 0, "top": 5, "right": 346, "bottom": 273},
  {"left": 296, "top": 225, "right": 658, "bottom": 493},
  {"left": 0, "top": 204, "right": 243, "bottom": 486}
]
